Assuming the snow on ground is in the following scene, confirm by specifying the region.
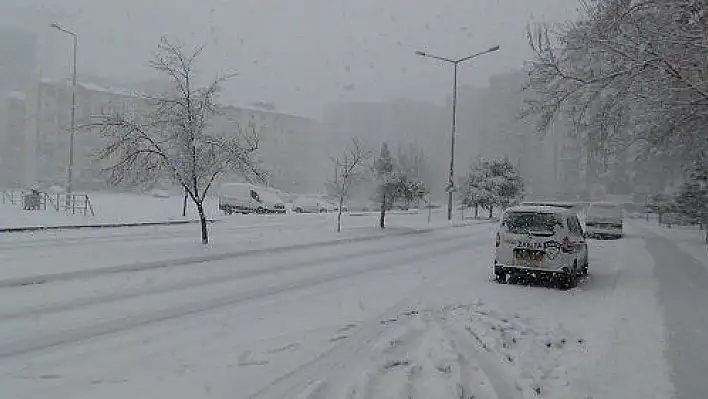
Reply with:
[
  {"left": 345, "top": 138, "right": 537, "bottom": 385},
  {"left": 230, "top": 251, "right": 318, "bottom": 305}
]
[
  {"left": 0, "top": 192, "right": 212, "bottom": 228},
  {"left": 0, "top": 217, "right": 680, "bottom": 398},
  {"left": 0, "top": 207, "right": 485, "bottom": 282},
  {"left": 633, "top": 221, "right": 707, "bottom": 270}
]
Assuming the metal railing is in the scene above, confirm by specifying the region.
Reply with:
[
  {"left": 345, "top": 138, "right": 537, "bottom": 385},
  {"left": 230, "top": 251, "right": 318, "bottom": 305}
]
[{"left": 3, "top": 190, "right": 94, "bottom": 216}]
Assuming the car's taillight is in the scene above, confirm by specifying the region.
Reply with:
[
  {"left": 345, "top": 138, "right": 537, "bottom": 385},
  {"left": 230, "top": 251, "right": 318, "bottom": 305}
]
[
  {"left": 495, "top": 233, "right": 500, "bottom": 248},
  {"left": 561, "top": 237, "right": 572, "bottom": 253}
]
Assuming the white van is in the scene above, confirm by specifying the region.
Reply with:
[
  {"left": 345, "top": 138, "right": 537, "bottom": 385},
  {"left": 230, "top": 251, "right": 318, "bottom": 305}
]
[
  {"left": 585, "top": 202, "right": 623, "bottom": 239},
  {"left": 219, "top": 183, "right": 262, "bottom": 214},
  {"left": 495, "top": 205, "right": 589, "bottom": 289}
]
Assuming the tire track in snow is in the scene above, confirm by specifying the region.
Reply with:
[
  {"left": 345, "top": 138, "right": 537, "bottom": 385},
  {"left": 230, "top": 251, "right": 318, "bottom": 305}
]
[
  {"left": 0, "top": 232, "right": 477, "bottom": 321},
  {"left": 247, "top": 245, "right": 498, "bottom": 399},
  {"left": 277, "top": 309, "right": 503, "bottom": 399},
  {"left": 0, "top": 225, "right": 445, "bottom": 288},
  {"left": 0, "top": 236, "right": 484, "bottom": 360}
]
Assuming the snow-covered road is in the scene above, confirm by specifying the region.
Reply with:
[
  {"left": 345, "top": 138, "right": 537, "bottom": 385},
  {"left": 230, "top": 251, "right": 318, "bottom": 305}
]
[{"left": 0, "top": 218, "right": 704, "bottom": 398}]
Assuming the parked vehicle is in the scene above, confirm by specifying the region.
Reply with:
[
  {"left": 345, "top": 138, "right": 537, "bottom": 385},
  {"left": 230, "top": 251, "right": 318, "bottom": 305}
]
[
  {"left": 150, "top": 189, "right": 170, "bottom": 198},
  {"left": 218, "top": 183, "right": 286, "bottom": 214},
  {"left": 585, "top": 202, "right": 623, "bottom": 239},
  {"left": 259, "top": 188, "right": 287, "bottom": 214},
  {"left": 292, "top": 197, "right": 328, "bottom": 213},
  {"left": 219, "top": 183, "right": 261, "bottom": 214},
  {"left": 494, "top": 205, "right": 589, "bottom": 289}
]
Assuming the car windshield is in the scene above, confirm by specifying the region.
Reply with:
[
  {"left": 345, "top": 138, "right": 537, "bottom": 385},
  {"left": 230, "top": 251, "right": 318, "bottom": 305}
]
[{"left": 503, "top": 212, "right": 562, "bottom": 234}]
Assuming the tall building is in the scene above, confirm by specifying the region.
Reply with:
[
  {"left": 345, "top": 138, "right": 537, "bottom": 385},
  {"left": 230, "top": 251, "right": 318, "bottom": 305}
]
[
  {"left": 0, "top": 27, "right": 37, "bottom": 93},
  {"left": 0, "top": 92, "right": 29, "bottom": 188},
  {"left": 461, "top": 70, "right": 586, "bottom": 199},
  {"left": 0, "top": 27, "right": 38, "bottom": 188},
  {"left": 4, "top": 78, "right": 323, "bottom": 193},
  {"left": 215, "top": 106, "right": 323, "bottom": 194},
  {"left": 14, "top": 79, "right": 145, "bottom": 190}
]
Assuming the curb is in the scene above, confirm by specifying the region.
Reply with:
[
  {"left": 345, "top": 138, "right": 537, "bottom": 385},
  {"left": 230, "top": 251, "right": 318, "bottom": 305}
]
[
  {"left": 0, "top": 219, "right": 219, "bottom": 233},
  {"left": 0, "top": 221, "right": 495, "bottom": 288}
]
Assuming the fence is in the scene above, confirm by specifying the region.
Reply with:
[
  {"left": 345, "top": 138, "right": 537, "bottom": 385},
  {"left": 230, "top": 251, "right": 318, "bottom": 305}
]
[{"left": 2, "top": 190, "right": 94, "bottom": 216}]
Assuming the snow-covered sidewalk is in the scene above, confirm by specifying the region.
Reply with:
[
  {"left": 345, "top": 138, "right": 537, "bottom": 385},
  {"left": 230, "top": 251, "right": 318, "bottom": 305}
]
[{"left": 632, "top": 220, "right": 707, "bottom": 270}]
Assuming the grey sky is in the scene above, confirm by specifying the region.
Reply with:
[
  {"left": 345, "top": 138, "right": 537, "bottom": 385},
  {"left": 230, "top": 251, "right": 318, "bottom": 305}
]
[{"left": 3, "top": 0, "right": 577, "bottom": 118}]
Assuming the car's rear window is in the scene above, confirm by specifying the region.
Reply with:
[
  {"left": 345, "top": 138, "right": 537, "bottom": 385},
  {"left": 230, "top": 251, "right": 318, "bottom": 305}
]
[
  {"left": 503, "top": 212, "right": 563, "bottom": 234},
  {"left": 588, "top": 205, "right": 621, "bottom": 217}
]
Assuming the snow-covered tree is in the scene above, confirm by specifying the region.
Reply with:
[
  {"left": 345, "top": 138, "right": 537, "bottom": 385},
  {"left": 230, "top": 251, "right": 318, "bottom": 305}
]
[
  {"left": 396, "top": 143, "right": 432, "bottom": 193},
  {"left": 459, "top": 161, "right": 494, "bottom": 218},
  {"left": 326, "top": 137, "right": 371, "bottom": 233},
  {"left": 486, "top": 158, "right": 524, "bottom": 210},
  {"left": 373, "top": 142, "right": 428, "bottom": 228},
  {"left": 673, "top": 162, "right": 708, "bottom": 243},
  {"left": 374, "top": 142, "right": 396, "bottom": 229},
  {"left": 647, "top": 193, "right": 673, "bottom": 225},
  {"left": 460, "top": 158, "right": 523, "bottom": 218},
  {"left": 524, "top": 0, "right": 708, "bottom": 177},
  {"left": 91, "top": 38, "right": 262, "bottom": 244}
]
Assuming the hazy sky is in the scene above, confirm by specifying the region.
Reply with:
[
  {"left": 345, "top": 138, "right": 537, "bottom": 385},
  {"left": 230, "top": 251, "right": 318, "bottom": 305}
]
[{"left": 3, "top": 0, "right": 578, "bottom": 118}]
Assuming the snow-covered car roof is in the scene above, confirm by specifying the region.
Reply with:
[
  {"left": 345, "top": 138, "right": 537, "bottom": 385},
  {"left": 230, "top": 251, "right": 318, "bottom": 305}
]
[
  {"left": 505, "top": 205, "right": 574, "bottom": 215},
  {"left": 521, "top": 201, "right": 580, "bottom": 209}
]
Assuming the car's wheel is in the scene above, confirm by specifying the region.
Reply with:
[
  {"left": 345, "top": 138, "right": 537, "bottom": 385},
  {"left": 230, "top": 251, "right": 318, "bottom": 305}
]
[
  {"left": 560, "top": 264, "right": 578, "bottom": 290},
  {"left": 294, "top": 207, "right": 303, "bottom": 213},
  {"left": 581, "top": 255, "right": 589, "bottom": 276},
  {"left": 494, "top": 264, "right": 508, "bottom": 284},
  {"left": 256, "top": 207, "right": 265, "bottom": 214}
]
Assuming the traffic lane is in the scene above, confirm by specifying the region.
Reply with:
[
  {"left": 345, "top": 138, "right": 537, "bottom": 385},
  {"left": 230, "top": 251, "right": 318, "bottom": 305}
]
[
  {"left": 0, "top": 227, "right": 492, "bottom": 359},
  {"left": 0, "top": 225, "right": 491, "bottom": 319},
  {"left": 642, "top": 227, "right": 708, "bottom": 399},
  {"left": 0, "top": 229, "right": 488, "bottom": 399}
]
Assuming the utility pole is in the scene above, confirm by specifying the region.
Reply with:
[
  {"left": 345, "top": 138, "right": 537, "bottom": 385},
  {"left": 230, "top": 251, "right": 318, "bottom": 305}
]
[
  {"left": 415, "top": 45, "right": 500, "bottom": 220},
  {"left": 50, "top": 22, "right": 77, "bottom": 194}
]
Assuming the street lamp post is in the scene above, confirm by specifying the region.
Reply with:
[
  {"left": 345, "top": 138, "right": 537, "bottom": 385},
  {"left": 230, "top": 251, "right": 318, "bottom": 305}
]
[
  {"left": 416, "top": 45, "right": 500, "bottom": 220},
  {"left": 50, "top": 23, "right": 78, "bottom": 194}
]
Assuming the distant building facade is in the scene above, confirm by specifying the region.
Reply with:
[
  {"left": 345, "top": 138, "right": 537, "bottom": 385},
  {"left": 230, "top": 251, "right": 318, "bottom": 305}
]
[
  {"left": 1, "top": 78, "right": 322, "bottom": 194},
  {"left": 0, "top": 27, "right": 37, "bottom": 94},
  {"left": 215, "top": 106, "right": 323, "bottom": 194},
  {"left": 322, "top": 99, "right": 447, "bottom": 199}
]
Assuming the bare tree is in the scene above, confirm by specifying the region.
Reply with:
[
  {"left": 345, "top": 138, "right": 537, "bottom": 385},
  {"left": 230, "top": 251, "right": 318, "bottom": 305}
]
[
  {"left": 326, "top": 137, "right": 371, "bottom": 232},
  {"left": 91, "top": 38, "right": 262, "bottom": 244}
]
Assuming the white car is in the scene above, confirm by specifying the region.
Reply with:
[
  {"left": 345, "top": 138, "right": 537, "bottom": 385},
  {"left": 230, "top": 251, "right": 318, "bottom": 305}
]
[
  {"left": 219, "top": 183, "right": 286, "bottom": 214},
  {"left": 292, "top": 197, "right": 328, "bottom": 213},
  {"left": 494, "top": 205, "right": 589, "bottom": 289},
  {"left": 258, "top": 188, "right": 287, "bottom": 214},
  {"left": 585, "top": 202, "right": 623, "bottom": 239}
]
